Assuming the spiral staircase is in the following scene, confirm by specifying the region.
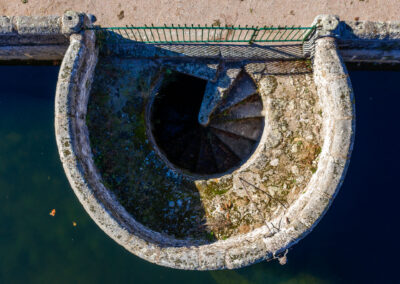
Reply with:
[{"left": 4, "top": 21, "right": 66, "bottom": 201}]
[{"left": 151, "top": 70, "right": 264, "bottom": 175}]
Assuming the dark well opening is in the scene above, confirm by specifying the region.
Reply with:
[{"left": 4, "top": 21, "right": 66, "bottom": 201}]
[{"left": 150, "top": 71, "right": 264, "bottom": 175}]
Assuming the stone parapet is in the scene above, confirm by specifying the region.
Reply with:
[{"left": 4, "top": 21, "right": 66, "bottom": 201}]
[
  {"left": 338, "top": 20, "right": 400, "bottom": 63},
  {"left": 306, "top": 14, "right": 400, "bottom": 63},
  {"left": 0, "top": 11, "right": 86, "bottom": 61}
]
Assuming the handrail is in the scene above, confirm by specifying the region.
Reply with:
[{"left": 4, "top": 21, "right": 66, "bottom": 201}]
[{"left": 86, "top": 25, "right": 316, "bottom": 44}]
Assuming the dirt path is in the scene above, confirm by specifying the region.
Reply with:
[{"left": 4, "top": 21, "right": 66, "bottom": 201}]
[{"left": 1, "top": 0, "right": 399, "bottom": 27}]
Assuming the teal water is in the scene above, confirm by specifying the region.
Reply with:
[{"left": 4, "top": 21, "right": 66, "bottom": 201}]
[{"left": 0, "top": 65, "right": 399, "bottom": 283}]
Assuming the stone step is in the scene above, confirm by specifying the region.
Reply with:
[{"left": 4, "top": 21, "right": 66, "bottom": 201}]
[
  {"left": 209, "top": 117, "right": 263, "bottom": 141},
  {"left": 213, "top": 96, "right": 264, "bottom": 122},
  {"left": 210, "top": 128, "right": 255, "bottom": 160},
  {"left": 197, "top": 64, "right": 242, "bottom": 126},
  {"left": 217, "top": 73, "right": 258, "bottom": 113},
  {"left": 209, "top": 132, "right": 241, "bottom": 172}
]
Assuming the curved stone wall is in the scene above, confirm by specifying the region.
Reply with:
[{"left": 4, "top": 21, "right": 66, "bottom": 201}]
[
  {"left": 55, "top": 39, "right": 354, "bottom": 271},
  {"left": 54, "top": 13, "right": 354, "bottom": 269}
]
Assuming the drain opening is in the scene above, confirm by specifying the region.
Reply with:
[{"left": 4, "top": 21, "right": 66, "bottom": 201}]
[{"left": 150, "top": 71, "right": 264, "bottom": 176}]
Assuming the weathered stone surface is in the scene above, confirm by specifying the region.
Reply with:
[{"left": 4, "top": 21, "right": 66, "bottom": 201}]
[
  {"left": 210, "top": 118, "right": 263, "bottom": 141},
  {"left": 214, "top": 100, "right": 264, "bottom": 121},
  {"left": 158, "top": 246, "right": 199, "bottom": 269},
  {"left": 51, "top": 13, "right": 355, "bottom": 271},
  {"left": 0, "top": 16, "right": 13, "bottom": 34},
  {"left": 312, "top": 14, "right": 340, "bottom": 37},
  {"left": 339, "top": 48, "right": 400, "bottom": 63},
  {"left": 61, "top": 11, "right": 84, "bottom": 34},
  {"left": 331, "top": 17, "right": 400, "bottom": 62},
  {"left": 306, "top": 15, "right": 400, "bottom": 63},
  {"left": 313, "top": 37, "right": 354, "bottom": 120},
  {"left": 0, "top": 45, "right": 67, "bottom": 60},
  {"left": 198, "top": 64, "right": 241, "bottom": 126},
  {"left": 162, "top": 59, "right": 219, "bottom": 81},
  {"left": 198, "top": 244, "right": 227, "bottom": 270},
  {"left": 217, "top": 73, "right": 258, "bottom": 112},
  {"left": 14, "top": 15, "right": 61, "bottom": 35},
  {"left": 341, "top": 21, "right": 400, "bottom": 41}
]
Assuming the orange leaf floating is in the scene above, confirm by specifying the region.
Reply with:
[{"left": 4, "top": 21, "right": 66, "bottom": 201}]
[{"left": 49, "top": 209, "right": 56, "bottom": 216}]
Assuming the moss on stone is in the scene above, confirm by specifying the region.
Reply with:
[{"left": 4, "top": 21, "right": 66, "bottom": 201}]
[
  {"left": 196, "top": 177, "right": 233, "bottom": 199},
  {"left": 86, "top": 58, "right": 215, "bottom": 241},
  {"left": 85, "top": 58, "right": 322, "bottom": 243}
]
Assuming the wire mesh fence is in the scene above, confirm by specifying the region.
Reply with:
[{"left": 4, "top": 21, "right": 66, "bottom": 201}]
[{"left": 88, "top": 25, "right": 316, "bottom": 45}]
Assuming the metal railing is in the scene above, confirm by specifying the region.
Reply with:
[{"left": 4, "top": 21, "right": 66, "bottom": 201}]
[{"left": 88, "top": 25, "right": 316, "bottom": 44}]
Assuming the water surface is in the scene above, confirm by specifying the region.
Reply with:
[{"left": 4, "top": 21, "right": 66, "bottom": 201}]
[{"left": 0, "top": 65, "right": 399, "bottom": 283}]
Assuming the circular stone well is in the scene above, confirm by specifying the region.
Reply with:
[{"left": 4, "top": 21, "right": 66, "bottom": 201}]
[
  {"left": 149, "top": 71, "right": 264, "bottom": 176},
  {"left": 55, "top": 34, "right": 354, "bottom": 270}
]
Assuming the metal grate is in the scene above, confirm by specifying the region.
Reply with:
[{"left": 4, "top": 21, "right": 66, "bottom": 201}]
[{"left": 88, "top": 25, "right": 316, "bottom": 44}]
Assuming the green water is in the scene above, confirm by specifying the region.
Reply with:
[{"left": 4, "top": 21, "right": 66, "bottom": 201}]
[
  {"left": 1, "top": 65, "right": 399, "bottom": 283},
  {"left": 0, "top": 65, "right": 332, "bottom": 284}
]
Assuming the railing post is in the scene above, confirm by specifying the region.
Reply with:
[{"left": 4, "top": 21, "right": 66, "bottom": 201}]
[{"left": 248, "top": 27, "right": 259, "bottom": 44}]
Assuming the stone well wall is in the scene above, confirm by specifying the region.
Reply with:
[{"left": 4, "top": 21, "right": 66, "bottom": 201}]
[{"left": 54, "top": 15, "right": 355, "bottom": 270}]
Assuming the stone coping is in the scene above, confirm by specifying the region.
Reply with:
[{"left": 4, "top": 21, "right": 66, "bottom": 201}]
[{"left": 0, "top": 11, "right": 86, "bottom": 61}]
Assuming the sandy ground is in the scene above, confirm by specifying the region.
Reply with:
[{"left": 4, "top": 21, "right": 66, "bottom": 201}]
[{"left": 1, "top": 0, "right": 399, "bottom": 27}]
